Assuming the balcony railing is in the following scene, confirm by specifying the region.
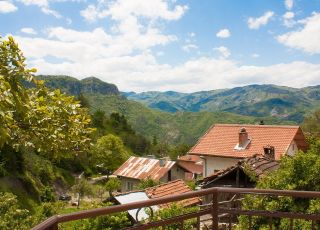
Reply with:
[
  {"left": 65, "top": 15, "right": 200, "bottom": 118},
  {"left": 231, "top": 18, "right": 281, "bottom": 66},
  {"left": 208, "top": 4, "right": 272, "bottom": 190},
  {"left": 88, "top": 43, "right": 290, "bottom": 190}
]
[{"left": 32, "top": 187, "right": 320, "bottom": 230}]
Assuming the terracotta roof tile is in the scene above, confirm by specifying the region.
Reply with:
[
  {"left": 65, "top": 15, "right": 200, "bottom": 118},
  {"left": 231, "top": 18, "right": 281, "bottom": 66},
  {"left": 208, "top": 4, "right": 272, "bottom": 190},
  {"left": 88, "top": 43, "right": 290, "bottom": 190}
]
[
  {"left": 146, "top": 180, "right": 201, "bottom": 207},
  {"left": 177, "top": 161, "right": 203, "bottom": 174},
  {"left": 113, "top": 156, "right": 175, "bottom": 181},
  {"left": 189, "top": 124, "right": 307, "bottom": 160}
]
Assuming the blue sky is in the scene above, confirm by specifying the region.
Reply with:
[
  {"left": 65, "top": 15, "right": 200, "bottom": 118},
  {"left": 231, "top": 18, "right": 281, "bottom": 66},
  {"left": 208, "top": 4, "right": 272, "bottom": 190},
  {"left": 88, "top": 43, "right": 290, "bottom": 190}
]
[{"left": 1, "top": 0, "right": 320, "bottom": 92}]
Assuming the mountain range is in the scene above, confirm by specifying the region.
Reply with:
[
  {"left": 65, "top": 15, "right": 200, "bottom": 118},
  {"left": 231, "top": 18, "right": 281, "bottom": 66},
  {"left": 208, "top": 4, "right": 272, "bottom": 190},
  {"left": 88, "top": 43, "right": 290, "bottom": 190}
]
[
  {"left": 124, "top": 84, "right": 320, "bottom": 122},
  {"left": 35, "top": 75, "right": 318, "bottom": 144}
]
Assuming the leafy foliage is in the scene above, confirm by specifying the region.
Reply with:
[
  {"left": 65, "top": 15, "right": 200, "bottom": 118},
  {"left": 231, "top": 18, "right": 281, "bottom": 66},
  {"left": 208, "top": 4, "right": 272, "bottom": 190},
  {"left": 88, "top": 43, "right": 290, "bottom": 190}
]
[
  {"left": 91, "top": 134, "right": 130, "bottom": 172},
  {"left": 148, "top": 203, "right": 199, "bottom": 230},
  {"left": 238, "top": 139, "right": 320, "bottom": 229},
  {"left": 137, "top": 177, "right": 160, "bottom": 189},
  {"left": 0, "top": 192, "right": 34, "bottom": 230},
  {"left": 302, "top": 109, "right": 320, "bottom": 138},
  {"left": 92, "top": 110, "right": 151, "bottom": 155},
  {"left": 61, "top": 202, "right": 131, "bottom": 230},
  {"left": 105, "top": 177, "right": 121, "bottom": 197},
  {"left": 72, "top": 177, "right": 94, "bottom": 208},
  {"left": 0, "top": 36, "right": 94, "bottom": 162}
]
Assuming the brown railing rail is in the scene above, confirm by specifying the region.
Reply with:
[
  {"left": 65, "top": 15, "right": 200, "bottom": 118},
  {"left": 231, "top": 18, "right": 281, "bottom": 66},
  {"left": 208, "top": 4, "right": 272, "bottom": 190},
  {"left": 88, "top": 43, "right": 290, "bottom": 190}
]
[{"left": 32, "top": 187, "right": 320, "bottom": 230}]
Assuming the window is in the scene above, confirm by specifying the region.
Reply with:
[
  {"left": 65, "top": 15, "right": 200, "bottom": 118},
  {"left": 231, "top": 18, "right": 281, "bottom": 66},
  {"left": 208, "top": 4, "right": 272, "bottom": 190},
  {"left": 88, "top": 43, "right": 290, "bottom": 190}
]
[{"left": 126, "top": 181, "right": 133, "bottom": 191}]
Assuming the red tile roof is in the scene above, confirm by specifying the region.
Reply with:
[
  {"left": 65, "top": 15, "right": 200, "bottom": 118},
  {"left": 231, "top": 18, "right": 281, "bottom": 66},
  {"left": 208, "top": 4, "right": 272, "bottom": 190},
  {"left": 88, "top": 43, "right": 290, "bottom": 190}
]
[
  {"left": 145, "top": 180, "right": 201, "bottom": 207},
  {"left": 177, "top": 155, "right": 203, "bottom": 175},
  {"left": 189, "top": 124, "right": 307, "bottom": 160},
  {"left": 178, "top": 155, "right": 201, "bottom": 162},
  {"left": 113, "top": 156, "right": 175, "bottom": 181}
]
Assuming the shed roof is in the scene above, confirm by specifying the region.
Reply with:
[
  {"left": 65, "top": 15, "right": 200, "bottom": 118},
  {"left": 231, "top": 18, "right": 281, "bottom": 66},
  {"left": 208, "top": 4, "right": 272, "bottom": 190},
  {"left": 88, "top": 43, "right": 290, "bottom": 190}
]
[
  {"left": 113, "top": 191, "right": 159, "bottom": 222},
  {"left": 113, "top": 156, "right": 176, "bottom": 180}
]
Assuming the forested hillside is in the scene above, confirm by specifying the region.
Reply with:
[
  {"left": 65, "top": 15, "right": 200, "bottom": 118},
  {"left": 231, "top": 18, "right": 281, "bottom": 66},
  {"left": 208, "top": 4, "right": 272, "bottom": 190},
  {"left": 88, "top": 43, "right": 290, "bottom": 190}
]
[
  {"left": 85, "top": 94, "right": 292, "bottom": 144},
  {"left": 36, "top": 75, "right": 120, "bottom": 96}
]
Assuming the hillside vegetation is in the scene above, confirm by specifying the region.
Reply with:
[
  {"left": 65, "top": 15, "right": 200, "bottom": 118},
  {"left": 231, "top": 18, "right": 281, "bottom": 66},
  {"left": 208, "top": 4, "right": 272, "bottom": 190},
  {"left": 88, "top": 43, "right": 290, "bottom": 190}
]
[
  {"left": 125, "top": 84, "right": 320, "bottom": 122},
  {"left": 85, "top": 94, "right": 293, "bottom": 144}
]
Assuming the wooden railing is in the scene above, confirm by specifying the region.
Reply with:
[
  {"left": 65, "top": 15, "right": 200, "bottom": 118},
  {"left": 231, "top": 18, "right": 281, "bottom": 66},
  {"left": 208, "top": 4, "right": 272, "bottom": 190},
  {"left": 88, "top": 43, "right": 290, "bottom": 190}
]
[{"left": 32, "top": 187, "right": 320, "bottom": 230}]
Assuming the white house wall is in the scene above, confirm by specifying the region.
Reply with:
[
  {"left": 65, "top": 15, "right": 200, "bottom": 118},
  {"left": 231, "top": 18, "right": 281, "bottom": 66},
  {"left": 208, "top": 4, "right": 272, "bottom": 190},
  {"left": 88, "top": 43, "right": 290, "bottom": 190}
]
[
  {"left": 203, "top": 156, "right": 240, "bottom": 177},
  {"left": 286, "top": 141, "right": 298, "bottom": 156}
]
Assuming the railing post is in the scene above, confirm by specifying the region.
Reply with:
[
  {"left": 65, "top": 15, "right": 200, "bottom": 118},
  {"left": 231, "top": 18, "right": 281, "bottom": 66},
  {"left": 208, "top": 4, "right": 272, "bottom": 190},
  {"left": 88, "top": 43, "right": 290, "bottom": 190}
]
[
  {"left": 48, "top": 223, "right": 58, "bottom": 230},
  {"left": 212, "top": 188, "right": 219, "bottom": 230}
]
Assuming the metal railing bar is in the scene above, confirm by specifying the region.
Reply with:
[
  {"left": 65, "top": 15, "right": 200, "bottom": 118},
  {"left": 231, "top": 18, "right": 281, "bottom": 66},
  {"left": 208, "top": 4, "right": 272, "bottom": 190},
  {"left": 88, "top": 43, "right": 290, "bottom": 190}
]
[
  {"left": 219, "top": 208, "right": 320, "bottom": 220},
  {"left": 123, "top": 208, "right": 211, "bottom": 230}
]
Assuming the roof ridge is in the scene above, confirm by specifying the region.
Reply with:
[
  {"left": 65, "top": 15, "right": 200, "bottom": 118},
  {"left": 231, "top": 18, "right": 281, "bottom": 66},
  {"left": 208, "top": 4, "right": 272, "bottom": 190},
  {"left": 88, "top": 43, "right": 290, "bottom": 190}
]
[
  {"left": 214, "top": 124, "right": 300, "bottom": 128},
  {"left": 146, "top": 179, "right": 183, "bottom": 190}
]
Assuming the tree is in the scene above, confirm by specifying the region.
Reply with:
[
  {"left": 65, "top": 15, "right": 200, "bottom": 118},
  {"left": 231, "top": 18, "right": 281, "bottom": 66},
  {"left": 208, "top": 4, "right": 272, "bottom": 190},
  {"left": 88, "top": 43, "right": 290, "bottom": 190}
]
[
  {"left": 302, "top": 109, "right": 320, "bottom": 138},
  {"left": 238, "top": 140, "right": 320, "bottom": 229},
  {"left": 137, "top": 177, "right": 160, "bottom": 189},
  {"left": 105, "top": 177, "right": 121, "bottom": 197},
  {"left": 72, "top": 177, "right": 93, "bottom": 208},
  {"left": 168, "top": 143, "right": 191, "bottom": 160},
  {"left": 0, "top": 36, "right": 94, "bottom": 162},
  {"left": 92, "top": 134, "right": 130, "bottom": 173}
]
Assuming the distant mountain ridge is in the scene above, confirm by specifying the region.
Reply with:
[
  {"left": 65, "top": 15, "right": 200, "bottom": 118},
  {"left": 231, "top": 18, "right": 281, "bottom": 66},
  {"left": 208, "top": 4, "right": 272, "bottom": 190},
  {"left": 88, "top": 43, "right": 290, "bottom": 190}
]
[
  {"left": 124, "top": 84, "right": 320, "bottom": 122},
  {"left": 37, "top": 75, "right": 119, "bottom": 95},
  {"left": 33, "top": 75, "right": 292, "bottom": 144}
]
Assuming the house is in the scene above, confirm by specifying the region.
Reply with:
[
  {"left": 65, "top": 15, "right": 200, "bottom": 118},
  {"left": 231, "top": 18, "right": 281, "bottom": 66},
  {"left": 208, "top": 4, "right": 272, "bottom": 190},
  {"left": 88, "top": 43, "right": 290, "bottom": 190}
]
[
  {"left": 113, "top": 180, "right": 201, "bottom": 222},
  {"left": 188, "top": 124, "right": 307, "bottom": 177},
  {"left": 177, "top": 155, "right": 203, "bottom": 180},
  {"left": 199, "top": 154, "right": 279, "bottom": 189},
  {"left": 113, "top": 156, "right": 186, "bottom": 192},
  {"left": 198, "top": 154, "right": 280, "bottom": 204}
]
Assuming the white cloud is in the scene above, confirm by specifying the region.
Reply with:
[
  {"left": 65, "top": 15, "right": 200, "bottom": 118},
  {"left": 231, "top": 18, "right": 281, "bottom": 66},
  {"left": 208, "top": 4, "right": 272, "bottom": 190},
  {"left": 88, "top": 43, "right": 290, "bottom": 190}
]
[
  {"left": 248, "top": 11, "right": 274, "bottom": 29},
  {"left": 189, "top": 32, "right": 195, "bottom": 37},
  {"left": 283, "top": 11, "right": 295, "bottom": 27},
  {"left": 285, "top": 0, "right": 293, "bottom": 10},
  {"left": 79, "top": 0, "right": 184, "bottom": 60},
  {"left": 277, "top": 12, "right": 320, "bottom": 54},
  {"left": 18, "top": 0, "right": 61, "bottom": 18},
  {"left": 216, "top": 28, "right": 230, "bottom": 38},
  {"left": 9, "top": 28, "right": 320, "bottom": 92},
  {"left": 12, "top": 26, "right": 176, "bottom": 63},
  {"left": 80, "top": 0, "right": 188, "bottom": 22},
  {"left": 21, "top": 27, "right": 37, "bottom": 34},
  {"left": 0, "top": 1, "right": 17, "bottom": 13},
  {"left": 252, "top": 53, "right": 260, "bottom": 58},
  {"left": 182, "top": 44, "right": 198, "bottom": 52},
  {"left": 214, "top": 46, "right": 231, "bottom": 59}
]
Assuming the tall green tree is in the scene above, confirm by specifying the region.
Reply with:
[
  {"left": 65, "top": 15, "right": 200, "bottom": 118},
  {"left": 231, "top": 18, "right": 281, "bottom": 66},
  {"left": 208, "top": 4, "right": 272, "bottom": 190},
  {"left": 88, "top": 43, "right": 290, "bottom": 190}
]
[
  {"left": 72, "top": 177, "right": 93, "bottom": 208},
  {"left": 92, "top": 134, "right": 130, "bottom": 173},
  {"left": 0, "top": 36, "right": 94, "bottom": 162},
  {"left": 105, "top": 177, "right": 121, "bottom": 197},
  {"left": 302, "top": 109, "right": 320, "bottom": 138}
]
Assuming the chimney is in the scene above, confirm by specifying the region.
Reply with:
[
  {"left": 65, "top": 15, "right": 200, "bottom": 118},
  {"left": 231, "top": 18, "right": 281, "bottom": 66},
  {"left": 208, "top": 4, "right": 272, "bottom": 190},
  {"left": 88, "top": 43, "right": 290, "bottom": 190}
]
[
  {"left": 239, "top": 127, "right": 248, "bottom": 147},
  {"left": 159, "top": 158, "right": 166, "bottom": 167},
  {"left": 264, "top": 145, "right": 275, "bottom": 160}
]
